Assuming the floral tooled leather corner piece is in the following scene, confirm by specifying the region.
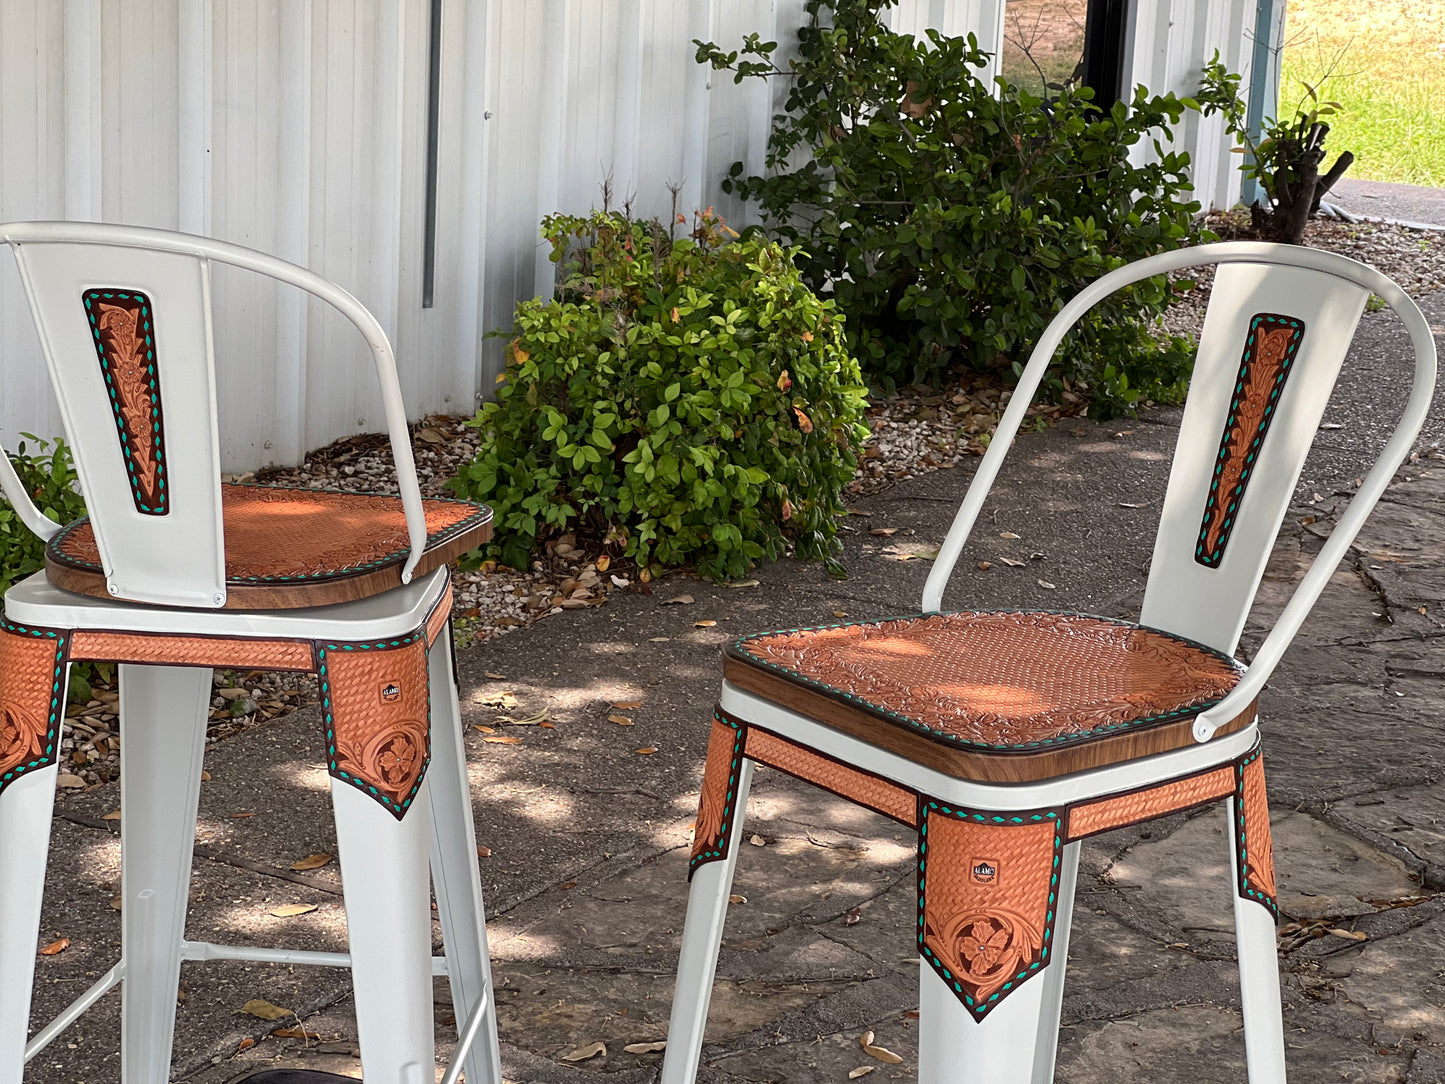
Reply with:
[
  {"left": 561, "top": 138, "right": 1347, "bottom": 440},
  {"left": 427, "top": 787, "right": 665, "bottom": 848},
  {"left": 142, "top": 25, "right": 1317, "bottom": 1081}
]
[
  {"left": 1235, "top": 749, "right": 1278, "bottom": 916},
  {"left": 0, "top": 621, "right": 69, "bottom": 798},
  {"left": 83, "top": 289, "right": 168, "bottom": 516},
  {"left": 318, "top": 632, "right": 431, "bottom": 820},
  {"left": 918, "top": 804, "right": 1063, "bottom": 1020},
  {"left": 689, "top": 710, "right": 746, "bottom": 879}
]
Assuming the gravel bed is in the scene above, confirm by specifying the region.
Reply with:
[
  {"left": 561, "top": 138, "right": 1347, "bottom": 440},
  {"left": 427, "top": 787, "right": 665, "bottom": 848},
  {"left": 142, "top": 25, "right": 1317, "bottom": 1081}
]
[
  {"left": 53, "top": 216, "right": 1445, "bottom": 786},
  {"left": 1162, "top": 213, "right": 1445, "bottom": 339}
]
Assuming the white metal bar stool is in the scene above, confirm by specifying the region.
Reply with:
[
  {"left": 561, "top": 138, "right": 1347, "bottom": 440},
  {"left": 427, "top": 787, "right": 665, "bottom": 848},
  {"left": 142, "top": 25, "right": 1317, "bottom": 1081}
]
[
  {"left": 0, "top": 222, "right": 504, "bottom": 1084},
  {"left": 661, "top": 242, "right": 1438, "bottom": 1083}
]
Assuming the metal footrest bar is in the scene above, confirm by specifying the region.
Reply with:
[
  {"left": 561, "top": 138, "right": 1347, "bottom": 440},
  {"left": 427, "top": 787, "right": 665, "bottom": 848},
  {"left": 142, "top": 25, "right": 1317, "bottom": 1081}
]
[
  {"left": 25, "top": 944, "right": 455, "bottom": 1062},
  {"left": 439, "top": 988, "right": 492, "bottom": 1084},
  {"left": 177, "top": 939, "right": 451, "bottom": 975},
  {"left": 24, "top": 961, "right": 125, "bottom": 1061}
]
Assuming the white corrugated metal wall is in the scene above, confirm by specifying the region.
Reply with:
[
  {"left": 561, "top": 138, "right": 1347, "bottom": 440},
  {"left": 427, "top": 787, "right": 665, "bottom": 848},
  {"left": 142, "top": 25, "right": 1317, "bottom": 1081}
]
[{"left": 0, "top": 0, "right": 1257, "bottom": 472}]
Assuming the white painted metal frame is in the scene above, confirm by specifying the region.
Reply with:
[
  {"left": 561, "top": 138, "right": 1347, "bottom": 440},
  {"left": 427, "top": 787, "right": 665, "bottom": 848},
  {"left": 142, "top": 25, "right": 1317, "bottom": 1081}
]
[
  {"left": 922, "top": 242, "right": 1438, "bottom": 739},
  {"left": 0, "top": 570, "right": 503, "bottom": 1083},
  {"left": 0, "top": 221, "right": 429, "bottom": 607},
  {"left": 663, "top": 242, "right": 1437, "bottom": 1084},
  {"left": 0, "top": 224, "right": 502, "bottom": 1082}
]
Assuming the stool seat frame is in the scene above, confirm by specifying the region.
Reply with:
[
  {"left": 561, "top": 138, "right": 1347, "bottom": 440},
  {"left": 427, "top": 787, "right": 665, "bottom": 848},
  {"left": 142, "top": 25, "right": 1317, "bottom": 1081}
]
[
  {"left": 661, "top": 242, "right": 1438, "bottom": 1084},
  {"left": 0, "top": 222, "right": 504, "bottom": 1084}
]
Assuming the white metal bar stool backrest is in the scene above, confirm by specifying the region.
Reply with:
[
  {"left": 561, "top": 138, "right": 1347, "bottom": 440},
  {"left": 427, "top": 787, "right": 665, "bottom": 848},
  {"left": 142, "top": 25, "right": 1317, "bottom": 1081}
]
[
  {"left": 0, "top": 221, "right": 428, "bottom": 609},
  {"left": 924, "top": 242, "right": 1436, "bottom": 737}
]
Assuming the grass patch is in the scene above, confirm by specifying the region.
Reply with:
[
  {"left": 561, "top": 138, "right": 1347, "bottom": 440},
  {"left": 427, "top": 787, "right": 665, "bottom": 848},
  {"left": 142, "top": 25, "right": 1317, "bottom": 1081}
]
[{"left": 1280, "top": 0, "right": 1445, "bottom": 186}]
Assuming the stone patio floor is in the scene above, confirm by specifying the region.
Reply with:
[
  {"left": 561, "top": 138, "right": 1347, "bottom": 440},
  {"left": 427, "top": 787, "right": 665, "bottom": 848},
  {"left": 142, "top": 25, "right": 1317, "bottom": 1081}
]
[{"left": 19, "top": 289, "right": 1445, "bottom": 1083}]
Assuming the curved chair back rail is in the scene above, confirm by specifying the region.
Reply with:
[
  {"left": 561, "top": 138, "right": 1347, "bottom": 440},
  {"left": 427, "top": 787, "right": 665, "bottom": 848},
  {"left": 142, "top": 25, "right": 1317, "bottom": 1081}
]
[
  {"left": 920, "top": 242, "right": 1438, "bottom": 741},
  {"left": 0, "top": 221, "right": 426, "bottom": 609}
]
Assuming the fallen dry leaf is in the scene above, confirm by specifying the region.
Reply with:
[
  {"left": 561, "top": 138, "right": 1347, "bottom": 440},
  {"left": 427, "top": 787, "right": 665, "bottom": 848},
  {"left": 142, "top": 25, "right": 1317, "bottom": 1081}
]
[
  {"left": 271, "top": 1025, "right": 320, "bottom": 1040},
  {"left": 477, "top": 845, "right": 492, "bottom": 857},
  {"left": 505, "top": 710, "right": 549, "bottom": 726},
  {"left": 1037, "top": 579, "right": 1057, "bottom": 590},
  {"left": 727, "top": 579, "right": 761, "bottom": 588},
  {"left": 648, "top": 636, "right": 670, "bottom": 642},
  {"left": 40, "top": 938, "right": 69, "bottom": 956},
  {"left": 56, "top": 773, "right": 86, "bottom": 789},
  {"left": 976, "top": 560, "right": 993, "bottom": 570},
  {"left": 609, "top": 714, "right": 634, "bottom": 726},
  {"left": 869, "top": 527, "right": 899, "bottom": 537},
  {"left": 102, "top": 809, "right": 122, "bottom": 821},
  {"left": 694, "top": 620, "right": 717, "bottom": 628},
  {"left": 844, "top": 906, "right": 862, "bottom": 926},
  {"left": 289, "top": 853, "right": 333, "bottom": 872},
  {"left": 230, "top": 812, "right": 257, "bottom": 819},
  {"left": 239, "top": 998, "right": 293, "bottom": 1021},
  {"left": 624, "top": 1041, "right": 667, "bottom": 1054},
  {"left": 237, "top": 1037, "right": 256, "bottom": 1052},
  {"left": 473, "top": 724, "right": 496, "bottom": 734},
  {"left": 596, "top": 554, "right": 611, "bottom": 572},
  {"left": 482, "top": 735, "right": 523, "bottom": 745},
  {"left": 562, "top": 1041, "right": 606, "bottom": 1062},
  {"left": 201, "top": 770, "right": 212, "bottom": 781},
  {"left": 610, "top": 574, "right": 631, "bottom": 588},
  {"left": 849, "top": 1068, "right": 876, "bottom": 1079},
  {"left": 729, "top": 894, "right": 747, "bottom": 904},
  {"left": 539, "top": 721, "right": 556, "bottom": 729},
  {"left": 635, "top": 747, "right": 658, "bottom": 755},
  {"left": 1328, "top": 928, "right": 1367, "bottom": 941},
  {"left": 661, "top": 595, "right": 694, "bottom": 606},
  {"left": 269, "top": 903, "right": 317, "bottom": 918},
  {"left": 109, "top": 896, "right": 122, "bottom": 911},
  {"left": 613, "top": 700, "right": 642, "bottom": 710},
  {"left": 749, "top": 834, "right": 767, "bottom": 847},
  {"left": 860, "top": 1030, "right": 904, "bottom": 1064},
  {"left": 832, "top": 610, "right": 848, "bottom": 618},
  {"left": 999, "top": 531, "right": 1021, "bottom": 539},
  {"left": 999, "top": 556, "right": 1026, "bottom": 567},
  {"left": 484, "top": 671, "right": 507, "bottom": 680}
]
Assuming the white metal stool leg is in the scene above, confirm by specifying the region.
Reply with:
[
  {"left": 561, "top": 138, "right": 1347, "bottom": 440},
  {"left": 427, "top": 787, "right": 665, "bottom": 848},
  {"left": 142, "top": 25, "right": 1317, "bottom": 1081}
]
[
  {"left": 1229, "top": 794, "right": 1286, "bottom": 1083},
  {"left": 1030, "top": 839, "right": 1080, "bottom": 1084},
  {"left": 0, "top": 764, "right": 61, "bottom": 1079},
  {"left": 118, "top": 664, "right": 212, "bottom": 1084},
  {"left": 659, "top": 758, "right": 755, "bottom": 1084},
  {"left": 919, "top": 963, "right": 1047, "bottom": 1084},
  {"left": 333, "top": 779, "right": 437, "bottom": 1084},
  {"left": 427, "top": 625, "right": 503, "bottom": 1084}
]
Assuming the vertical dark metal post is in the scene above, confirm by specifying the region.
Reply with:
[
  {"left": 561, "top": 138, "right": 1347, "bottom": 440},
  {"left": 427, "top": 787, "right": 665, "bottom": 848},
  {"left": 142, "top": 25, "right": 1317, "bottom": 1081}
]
[
  {"left": 422, "top": 0, "right": 443, "bottom": 309},
  {"left": 1081, "top": 0, "right": 1128, "bottom": 112}
]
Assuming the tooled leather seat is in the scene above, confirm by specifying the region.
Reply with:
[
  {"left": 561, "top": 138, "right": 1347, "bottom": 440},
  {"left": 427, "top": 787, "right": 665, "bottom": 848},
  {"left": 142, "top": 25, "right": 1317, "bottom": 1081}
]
[
  {"left": 44, "top": 482, "right": 492, "bottom": 609},
  {"left": 723, "top": 610, "right": 1256, "bottom": 782}
]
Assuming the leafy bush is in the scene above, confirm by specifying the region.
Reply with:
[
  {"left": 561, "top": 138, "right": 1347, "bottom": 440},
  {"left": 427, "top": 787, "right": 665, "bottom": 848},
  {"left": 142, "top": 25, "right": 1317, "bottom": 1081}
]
[
  {"left": 698, "top": 0, "right": 1225, "bottom": 409},
  {"left": 452, "top": 209, "right": 869, "bottom": 580},
  {"left": 1199, "top": 55, "right": 1354, "bottom": 244},
  {"left": 1, "top": 435, "right": 86, "bottom": 597}
]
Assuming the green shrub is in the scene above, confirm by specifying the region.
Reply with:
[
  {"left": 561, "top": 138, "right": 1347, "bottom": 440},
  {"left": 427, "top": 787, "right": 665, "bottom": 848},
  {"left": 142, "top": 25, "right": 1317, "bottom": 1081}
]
[
  {"left": 1, "top": 435, "right": 85, "bottom": 597},
  {"left": 451, "top": 209, "right": 869, "bottom": 581},
  {"left": 698, "top": 0, "right": 1226, "bottom": 410}
]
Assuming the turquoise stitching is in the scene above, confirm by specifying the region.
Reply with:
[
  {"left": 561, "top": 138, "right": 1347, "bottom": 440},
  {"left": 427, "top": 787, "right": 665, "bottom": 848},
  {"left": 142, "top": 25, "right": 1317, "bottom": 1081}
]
[
  {"left": 1234, "top": 744, "right": 1278, "bottom": 917},
  {"left": 317, "top": 633, "right": 430, "bottom": 820},
  {"left": 916, "top": 801, "right": 1063, "bottom": 1019},
  {"left": 1195, "top": 313, "right": 1306, "bottom": 568},
  {"left": 83, "top": 290, "right": 168, "bottom": 516},
  {"left": 731, "top": 610, "right": 1244, "bottom": 753},
  {"left": 0, "top": 620, "right": 69, "bottom": 797},
  {"left": 688, "top": 709, "right": 746, "bottom": 876}
]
